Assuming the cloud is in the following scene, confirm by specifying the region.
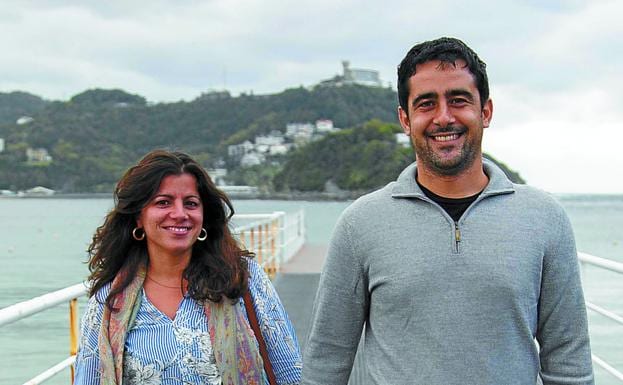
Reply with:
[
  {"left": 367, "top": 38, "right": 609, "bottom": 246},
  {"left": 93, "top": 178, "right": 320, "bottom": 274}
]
[
  {"left": 485, "top": 84, "right": 622, "bottom": 193},
  {"left": 0, "top": 0, "right": 621, "bottom": 192}
]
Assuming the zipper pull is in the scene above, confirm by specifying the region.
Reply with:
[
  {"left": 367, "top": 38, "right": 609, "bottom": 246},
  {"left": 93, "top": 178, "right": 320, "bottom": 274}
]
[{"left": 454, "top": 222, "right": 461, "bottom": 252}]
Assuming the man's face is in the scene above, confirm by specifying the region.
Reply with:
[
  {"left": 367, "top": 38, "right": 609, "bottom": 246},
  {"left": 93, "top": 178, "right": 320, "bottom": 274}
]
[{"left": 398, "top": 60, "right": 492, "bottom": 177}]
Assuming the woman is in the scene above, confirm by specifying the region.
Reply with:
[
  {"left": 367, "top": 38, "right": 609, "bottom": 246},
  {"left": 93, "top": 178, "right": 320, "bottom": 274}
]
[{"left": 74, "top": 150, "right": 302, "bottom": 385}]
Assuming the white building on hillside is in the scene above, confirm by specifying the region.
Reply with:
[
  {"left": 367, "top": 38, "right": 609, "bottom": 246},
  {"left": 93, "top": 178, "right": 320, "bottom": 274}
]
[
  {"left": 240, "top": 153, "right": 265, "bottom": 167},
  {"left": 17, "top": 116, "right": 34, "bottom": 125},
  {"left": 228, "top": 140, "right": 254, "bottom": 158},
  {"left": 286, "top": 123, "right": 315, "bottom": 137},
  {"left": 207, "top": 168, "right": 228, "bottom": 185},
  {"left": 26, "top": 148, "right": 52, "bottom": 163},
  {"left": 315, "top": 119, "right": 336, "bottom": 133},
  {"left": 269, "top": 144, "right": 290, "bottom": 156},
  {"left": 395, "top": 133, "right": 411, "bottom": 148},
  {"left": 256, "top": 130, "right": 285, "bottom": 146}
]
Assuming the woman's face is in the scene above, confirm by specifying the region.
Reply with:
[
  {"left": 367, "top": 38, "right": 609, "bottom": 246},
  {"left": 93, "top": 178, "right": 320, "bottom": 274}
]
[{"left": 136, "top": 173, "right": 204, "bottom": 261}]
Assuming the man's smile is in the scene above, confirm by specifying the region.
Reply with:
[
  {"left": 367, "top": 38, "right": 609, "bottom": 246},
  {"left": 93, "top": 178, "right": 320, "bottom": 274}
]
[{"left": 430, "top": 133, "right": 462, "bottom": 142}]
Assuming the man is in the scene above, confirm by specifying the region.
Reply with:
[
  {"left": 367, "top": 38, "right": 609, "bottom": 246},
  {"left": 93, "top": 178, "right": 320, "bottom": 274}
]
[{"left": 301, "top": 37, "right": 593, "bottom": 385}]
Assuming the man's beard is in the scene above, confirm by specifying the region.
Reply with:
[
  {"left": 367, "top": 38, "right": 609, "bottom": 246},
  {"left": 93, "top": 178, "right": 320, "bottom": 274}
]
[{"left": 414, "top": 125, "right": 481, "bottom": 176}]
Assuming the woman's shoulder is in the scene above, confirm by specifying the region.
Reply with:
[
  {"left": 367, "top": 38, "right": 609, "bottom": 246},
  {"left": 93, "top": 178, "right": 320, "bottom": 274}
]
[
  {"left": 90, "top": 281, "right": 112, "bottom": 303},
  {"left": 80, "top": 282, "right": 111, "bottom": 340},
  {"left": 244, "top": 257, "right": 271, "bottom": 286},
  {"left": 82, "top": 281, "right": 112, "bottom": 317},
  {"left": 245, "top": 256, "right": 262, "bottom": 275}
]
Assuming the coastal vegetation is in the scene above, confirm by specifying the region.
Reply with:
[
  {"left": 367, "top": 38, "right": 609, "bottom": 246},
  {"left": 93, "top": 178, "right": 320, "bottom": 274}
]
[{"left": 0, "top": 86, "right": 524, "bottom": 194}]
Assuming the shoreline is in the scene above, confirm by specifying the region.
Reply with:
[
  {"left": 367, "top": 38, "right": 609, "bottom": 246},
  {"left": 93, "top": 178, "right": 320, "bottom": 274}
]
[
  {"left": 2, "top": 191, "right": 621, "bottom": 201},
  {"left": 0, "top": 191, "right": 365, "bottom": 201}
]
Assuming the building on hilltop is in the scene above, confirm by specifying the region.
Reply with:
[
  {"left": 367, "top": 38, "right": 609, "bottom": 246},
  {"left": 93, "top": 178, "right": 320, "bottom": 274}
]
[
  {"left": 317, "top": 61, "right": 383, "bottom": 88},
  {"left": 197, "top": 90, "right": 231, "bottom": 101},
  {"left": 0, "top": 138, "right": 4, "bottom": 153}
]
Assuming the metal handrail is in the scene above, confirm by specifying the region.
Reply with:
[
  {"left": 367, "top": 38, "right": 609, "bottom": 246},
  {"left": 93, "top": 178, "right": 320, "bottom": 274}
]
[
  {"left": 578, "top": 252, "right": 623, "bottom": 381},
  {"left": 0, "top": 211, "right": 306, "bottom": 385},
  {"left": 0, "top": 283, "right": 87, "bottom": 328},
  {"left": 579, "top": 252, "right": 623, "bottom": 274}
]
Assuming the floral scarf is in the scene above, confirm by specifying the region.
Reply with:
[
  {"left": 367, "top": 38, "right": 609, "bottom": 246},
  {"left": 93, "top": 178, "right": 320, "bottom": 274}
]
[{"left": 98, "top": 264, "right": 265, "bottom": 385}]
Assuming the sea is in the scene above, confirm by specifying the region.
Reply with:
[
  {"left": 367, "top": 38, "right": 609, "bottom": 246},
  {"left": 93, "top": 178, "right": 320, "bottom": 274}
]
[{"left": 0, "top": 195, "right": 621, "bottom": 384}]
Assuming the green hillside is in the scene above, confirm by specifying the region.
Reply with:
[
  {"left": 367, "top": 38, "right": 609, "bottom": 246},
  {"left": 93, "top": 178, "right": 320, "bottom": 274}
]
[
  {"left": 0, "top": 85, "right": 524, "bottom": 194},
  {"left": 274, "top": 120, "right": 524, "bottom": 193}
]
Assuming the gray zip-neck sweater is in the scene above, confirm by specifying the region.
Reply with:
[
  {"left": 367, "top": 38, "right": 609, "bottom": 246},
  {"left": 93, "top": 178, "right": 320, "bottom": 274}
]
[{"left": 302, "top": 159, "right": 593, "bottom": 385}]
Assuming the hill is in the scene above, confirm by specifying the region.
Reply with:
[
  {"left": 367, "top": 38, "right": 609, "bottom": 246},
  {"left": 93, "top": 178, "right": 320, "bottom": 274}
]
[{"left": 0, "top": 86, "right": 524, "bottom": 194}]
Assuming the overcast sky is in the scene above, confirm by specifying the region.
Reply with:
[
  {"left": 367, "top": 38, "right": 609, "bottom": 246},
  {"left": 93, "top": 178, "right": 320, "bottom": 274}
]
[{"left": 1, "top": 0, "right": 621, "bottom": 193}]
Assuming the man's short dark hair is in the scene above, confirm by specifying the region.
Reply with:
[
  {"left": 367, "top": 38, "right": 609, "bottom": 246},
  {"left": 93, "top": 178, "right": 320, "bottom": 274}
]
[{"left": 397, "top": 37, "right": 489, "bottom": 113}]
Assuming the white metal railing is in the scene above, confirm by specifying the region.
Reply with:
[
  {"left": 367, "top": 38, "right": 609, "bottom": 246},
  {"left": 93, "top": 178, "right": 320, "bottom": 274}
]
[
  {"left": 0, "top": 210, "right": 306, "bottom": 385},
  {"left": 578, "top": 252, "right": 623, "bottom": 382}
]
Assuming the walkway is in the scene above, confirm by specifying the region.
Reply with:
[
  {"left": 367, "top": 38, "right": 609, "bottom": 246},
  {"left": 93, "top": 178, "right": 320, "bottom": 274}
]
[
  {"left": 273, "top": 244, "right": 326, "bottom": 351},
  {"left": 273, "top": 243, "right": 365, "bottom": 384}
]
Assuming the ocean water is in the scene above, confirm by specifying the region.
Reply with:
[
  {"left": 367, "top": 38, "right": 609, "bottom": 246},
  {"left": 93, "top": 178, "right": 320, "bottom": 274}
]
[{"left": 0, "top": 195, "right": 621, "bottom": 384}]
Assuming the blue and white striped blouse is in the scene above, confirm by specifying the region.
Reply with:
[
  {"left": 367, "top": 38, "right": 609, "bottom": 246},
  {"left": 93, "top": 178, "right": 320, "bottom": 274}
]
[{"left": 74, "top": 259, "right": 302, "bottom": 385}]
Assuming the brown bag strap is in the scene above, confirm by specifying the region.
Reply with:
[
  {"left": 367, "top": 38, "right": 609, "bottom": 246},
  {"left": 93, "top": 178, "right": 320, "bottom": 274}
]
[{"left": 243, "top": 290, "right": 278, "bottom": 385}]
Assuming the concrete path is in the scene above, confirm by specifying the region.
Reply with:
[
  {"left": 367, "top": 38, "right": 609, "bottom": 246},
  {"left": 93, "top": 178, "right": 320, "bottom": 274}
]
[
  {"left": 273, "top": 243, "right": 327, "bottom": 349},
  {"left": 280, "top": 244, "right": 328, "bottom": 273},
  {"left": 273, "top": 244, "right": 366, "bottom": 384}
]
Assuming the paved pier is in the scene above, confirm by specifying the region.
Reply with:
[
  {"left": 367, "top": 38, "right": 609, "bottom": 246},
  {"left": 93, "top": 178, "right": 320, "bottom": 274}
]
[
  {"left": 273, "top": 243, "right": 366, "bottom": 384},
  {"left": 273, "top": 244, "right": 327, "bottom": 350}
]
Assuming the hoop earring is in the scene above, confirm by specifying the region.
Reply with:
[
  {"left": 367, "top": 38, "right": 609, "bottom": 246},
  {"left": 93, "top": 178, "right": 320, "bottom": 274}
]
[
  {"left": 132, "top": 227, "right": 145, "bottom": 241},
  {"left": 197, "top": 228, "right": 207, "bottom": 241}
]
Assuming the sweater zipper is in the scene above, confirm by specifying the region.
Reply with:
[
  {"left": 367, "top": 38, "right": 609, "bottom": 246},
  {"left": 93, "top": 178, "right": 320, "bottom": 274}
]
[{"left": 454, "top": 221, "right": 461, "bottom": 253}]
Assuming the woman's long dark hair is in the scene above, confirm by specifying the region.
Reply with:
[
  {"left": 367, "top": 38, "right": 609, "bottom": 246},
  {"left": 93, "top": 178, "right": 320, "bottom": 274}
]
[{"left": 87, "top": 150, "right": 251, "bottom": 310}]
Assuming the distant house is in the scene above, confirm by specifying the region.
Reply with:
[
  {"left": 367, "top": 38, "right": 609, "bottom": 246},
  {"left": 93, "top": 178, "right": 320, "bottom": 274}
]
[
  {"left": 228, "top": 121, "right": 336, "bottom": 167},
  {"left": 315, "top": 119, "right": 336, "bottom": 133},
  {"left": 240, "top": 153, "right": 265, "bottom": 168},
  {"left": 256, "top": 131, "right": 285, "bottom": 146},
  {"left": 0, "top": 138, "right": 4, "bottom": 153},
  {"left": 228, "top": 140, "right": 254, "bottom": 158},
  {"left": 16, "top": 116, "right": 34, "bottom": 125},
  {"left": 318, "top": 61, "right": 383, "bottom": 88},
  {"left": 286, "top": 123, "right": 315, "bottom": 138},
  {"left": 207, "top": 168, "right": 228, "bottom": 185},
  {"left": 269, "top": 144, "right": 290, "bottom": 156},
  {"left": 26, "top": 148, "right": 53, "bottom": 163},
  {"left": 395, "top": 133, "right": 411, "bottom": 148},
  {"left": 255, "top": 144, "right": 270, "bottom": 154}
]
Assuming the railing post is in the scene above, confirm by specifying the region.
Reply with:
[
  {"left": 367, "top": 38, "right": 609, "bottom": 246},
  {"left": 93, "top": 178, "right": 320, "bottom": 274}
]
[
  {"left": 271, "top": 218, "right": 277, "bottom": 276},
  {"left": 69, "top": 298, "right": 78, "bottom": 384},
  {"left": 258, "top": 226, "right": 263, "bottom": 265},
  {"left": 250, "top": 228, "right": 257, "bottom": 264},
  {"left": 262, "top": 223, "right": 271, "bottom": 278}
]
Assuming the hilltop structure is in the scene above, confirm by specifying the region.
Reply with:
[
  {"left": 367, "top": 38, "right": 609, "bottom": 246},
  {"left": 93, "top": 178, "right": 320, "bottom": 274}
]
[{"left": 318, "top": 61, "right": 383, "bottom": 88}]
